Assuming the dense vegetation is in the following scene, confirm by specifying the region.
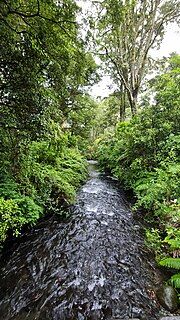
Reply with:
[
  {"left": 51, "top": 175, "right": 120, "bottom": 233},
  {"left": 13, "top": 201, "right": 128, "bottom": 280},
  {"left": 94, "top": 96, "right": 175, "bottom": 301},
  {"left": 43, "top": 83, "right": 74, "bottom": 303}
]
[
  {"left": 91, "top": 0, "right": 180, "bottom": 291},
  {"left": 96, "top": 54, "right": 180, "bottom": 288},
  {"left": 0, "top": 0, "right": 179, "bottom": 294},
  {"left": 94, "top": 0, "right": 180, "bottom": 117},
  {"left": 0, "top": 0, "right": 98, "bottom": 245}
]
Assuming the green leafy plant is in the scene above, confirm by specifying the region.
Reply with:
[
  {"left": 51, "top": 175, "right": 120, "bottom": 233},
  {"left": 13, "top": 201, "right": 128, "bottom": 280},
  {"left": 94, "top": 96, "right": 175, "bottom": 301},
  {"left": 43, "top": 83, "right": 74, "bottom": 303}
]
[
  {"left": 158, "top": 227, "right": 180, "bottom": 289},
  {"left": 159, "top": 258, "right": 180, "bottom": 270},
  {"left": 159, "top": 258, "right": 180, "bottom": 289},
  {"left": 0, "top": 134, "right": 88, "bottom": 246},
  {"left": 145, "top": 228, "right": 163, "bottom": 256},
  {"left": 0, "top": 196, "right": 42, "bottom": 244},
  {"left": 96, "top": 54, "right": 180, "bottom": 273}
]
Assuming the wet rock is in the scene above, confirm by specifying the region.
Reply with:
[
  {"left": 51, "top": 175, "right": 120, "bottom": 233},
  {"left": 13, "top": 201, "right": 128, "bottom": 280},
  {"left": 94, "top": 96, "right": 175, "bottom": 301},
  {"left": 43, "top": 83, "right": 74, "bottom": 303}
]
[{"left": 156, "top": 285, "right": 178, "bottom": 312}]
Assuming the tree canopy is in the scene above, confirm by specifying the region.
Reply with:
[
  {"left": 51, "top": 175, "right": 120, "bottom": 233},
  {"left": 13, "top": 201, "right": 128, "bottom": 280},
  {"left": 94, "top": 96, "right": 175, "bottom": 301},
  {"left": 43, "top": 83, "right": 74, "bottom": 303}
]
[
  {"left": 0, "top": 1, "right": 180, "bottom": 287},
  {"left": 0, "top": 0, "right": 98, "bottom": 244},
  {"left": 94, "top": 0, "right": 180, "bottom": 116}
]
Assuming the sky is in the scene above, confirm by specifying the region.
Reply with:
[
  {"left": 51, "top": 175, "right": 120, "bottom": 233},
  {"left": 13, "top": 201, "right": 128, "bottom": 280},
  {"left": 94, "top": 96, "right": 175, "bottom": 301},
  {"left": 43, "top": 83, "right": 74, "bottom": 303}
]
[
  {"left": 150, "top": 23, "right": 180, "bottom": 58},
  {"left": 76, "top": 1, "right": 180, "bottom": 99},
  {"left": 90, "top": 23, "right": 180, "bottom": 98}
]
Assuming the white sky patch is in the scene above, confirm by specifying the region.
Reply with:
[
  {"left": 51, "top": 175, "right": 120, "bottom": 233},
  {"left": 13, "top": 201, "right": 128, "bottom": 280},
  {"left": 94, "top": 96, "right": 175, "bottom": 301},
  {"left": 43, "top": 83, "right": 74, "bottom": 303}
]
[
  {"left": 76, "top": 1, "right": 180, "bottom": 99},
  {"left": 150, "top": 23, "right": 180, "bottom": 58},
  {"left": 89, "top": 75, "right": 115, "bottom": 99},
  {"left": 91, "top": 23, "right": 180, "bottom": 98}
]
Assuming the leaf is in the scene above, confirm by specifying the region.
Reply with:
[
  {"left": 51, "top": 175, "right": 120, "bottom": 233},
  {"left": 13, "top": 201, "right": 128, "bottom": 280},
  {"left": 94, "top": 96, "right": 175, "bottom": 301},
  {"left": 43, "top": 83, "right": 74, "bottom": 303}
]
[
  {"left": 159, "top": 258, "right": 180, "bottom": 270},
  {"left": 170, "top": 273, "right": 180, "bottom": 288}
]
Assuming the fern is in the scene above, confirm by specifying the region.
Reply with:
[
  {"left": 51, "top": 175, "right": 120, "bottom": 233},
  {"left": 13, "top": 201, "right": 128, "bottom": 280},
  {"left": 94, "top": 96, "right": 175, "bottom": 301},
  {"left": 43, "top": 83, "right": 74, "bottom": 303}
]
[
  {"left": 159, "top": 258, "right": 180, "bottom": 270},
  {"left": 166, "top": 239, "right": 180, "bottom": 249},
  {"left": 159, "top": 258, "right": 180, "bottom": 289},
  {"left": 170, "top": 273, "right": 180, "bottom": 288}
]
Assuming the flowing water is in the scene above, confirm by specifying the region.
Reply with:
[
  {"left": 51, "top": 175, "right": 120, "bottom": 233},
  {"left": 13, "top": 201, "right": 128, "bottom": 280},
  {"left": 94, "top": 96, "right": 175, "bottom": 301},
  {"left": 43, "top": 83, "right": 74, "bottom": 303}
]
[{"left": 0, "top": 161, "right": 163, "bottom": 320}]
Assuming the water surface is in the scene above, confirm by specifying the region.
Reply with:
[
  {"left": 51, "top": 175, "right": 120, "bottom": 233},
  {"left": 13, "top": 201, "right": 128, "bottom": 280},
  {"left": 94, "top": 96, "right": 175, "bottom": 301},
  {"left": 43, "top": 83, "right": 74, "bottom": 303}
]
[{"left": 0, "top": 161, "right": 162, "bottom": 319}]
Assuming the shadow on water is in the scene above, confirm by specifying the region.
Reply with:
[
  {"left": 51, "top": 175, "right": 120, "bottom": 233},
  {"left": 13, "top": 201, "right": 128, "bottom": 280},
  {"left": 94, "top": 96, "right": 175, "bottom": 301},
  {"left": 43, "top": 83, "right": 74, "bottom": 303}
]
[{"left": 0, "top": 161, "right": 164, "bottom": 319}]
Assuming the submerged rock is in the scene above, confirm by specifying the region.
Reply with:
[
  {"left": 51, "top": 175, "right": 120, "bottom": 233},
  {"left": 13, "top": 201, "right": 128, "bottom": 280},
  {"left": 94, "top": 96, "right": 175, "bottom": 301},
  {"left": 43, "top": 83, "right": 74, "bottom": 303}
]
[{"left": 156, "top": 285, "right": 178, "bottom": 312}]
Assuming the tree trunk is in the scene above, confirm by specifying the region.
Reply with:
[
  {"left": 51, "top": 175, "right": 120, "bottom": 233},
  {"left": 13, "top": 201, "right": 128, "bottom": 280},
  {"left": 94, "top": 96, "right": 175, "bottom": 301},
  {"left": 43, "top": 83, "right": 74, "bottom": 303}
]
[
  {"left": 130, "top": 97, "right": 137, "bottom": 116},
  {"left": 127, "top": 89, "right": 138, "bottom": 116},
  {"left": 120, "top": 90, "right": 126, "bottom": 121}
]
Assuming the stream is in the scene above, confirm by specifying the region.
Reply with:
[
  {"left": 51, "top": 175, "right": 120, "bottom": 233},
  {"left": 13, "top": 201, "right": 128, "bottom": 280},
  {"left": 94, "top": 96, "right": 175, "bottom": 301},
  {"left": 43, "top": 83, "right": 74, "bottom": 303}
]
[{"left": 0, "top": 161, "right": 165, "bottom": 319}]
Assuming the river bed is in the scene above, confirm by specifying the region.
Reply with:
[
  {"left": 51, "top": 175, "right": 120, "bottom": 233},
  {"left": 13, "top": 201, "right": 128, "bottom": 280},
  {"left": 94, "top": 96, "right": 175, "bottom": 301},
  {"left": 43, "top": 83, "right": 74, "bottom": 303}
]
[{"left": 0, "top": 161, "right": 167, "bottom": 319}]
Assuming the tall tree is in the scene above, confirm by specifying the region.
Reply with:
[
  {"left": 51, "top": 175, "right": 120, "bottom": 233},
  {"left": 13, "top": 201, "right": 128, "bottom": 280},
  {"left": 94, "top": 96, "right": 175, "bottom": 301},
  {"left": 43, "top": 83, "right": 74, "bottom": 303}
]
[
  {"left": 0, "top": 0, "right": 97, "bottom": 174},
  {"left": 95, "top": 0, "right": 180, "bottom": 116}
]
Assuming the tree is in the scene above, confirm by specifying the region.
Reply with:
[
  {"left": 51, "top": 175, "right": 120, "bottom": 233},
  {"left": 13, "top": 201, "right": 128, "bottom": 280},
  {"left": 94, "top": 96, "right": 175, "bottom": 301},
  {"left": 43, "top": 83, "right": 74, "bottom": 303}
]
[
  {"left": 0, "top": 0, "right": 99, "bottom": 244},
  {"left": 66, "top": 93, "right": 98, "bottom": 150},
  {"left": 0, "top": 0, "right": 98, "bottom": 175},
  {"left": 93, "top": 91, "right": 128, "bottom": 137},
  {"left": 95, "top": 0, "right": 180, "bottom": 116}
]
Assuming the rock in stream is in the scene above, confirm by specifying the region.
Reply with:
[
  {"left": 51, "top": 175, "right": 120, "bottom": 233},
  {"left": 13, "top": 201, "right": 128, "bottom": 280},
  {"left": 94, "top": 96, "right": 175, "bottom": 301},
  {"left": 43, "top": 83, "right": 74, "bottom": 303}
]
[{"left": 156, "top": 286, "right": 178, "bottom": 312}]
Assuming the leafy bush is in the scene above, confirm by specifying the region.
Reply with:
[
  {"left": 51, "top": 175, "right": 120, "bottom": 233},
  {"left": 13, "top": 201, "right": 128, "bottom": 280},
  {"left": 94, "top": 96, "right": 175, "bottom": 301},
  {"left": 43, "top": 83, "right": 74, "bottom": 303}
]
[
  {"left": 0, "top": 197, "right": 21, "bottom": 242},
  {"left": 0, "top": 132, "right": 88, "bottom": 246},
  {"left": 134, "top": 164, "right": 180, "bottom": 214},
  {"left": 24, "top": 140, "right": 88, "bottom": 204},
  {"left": 145, "top": 228, "right": 163, "bottom": 256},
  {"left": 96, "top": 55, "right": 180, "bottom": 289},
  {"left": 0, "top": 196, "right": 42, "bottom": 244},
  {"left": 159, "top": 228, "right": 180, "bottom": 289}
]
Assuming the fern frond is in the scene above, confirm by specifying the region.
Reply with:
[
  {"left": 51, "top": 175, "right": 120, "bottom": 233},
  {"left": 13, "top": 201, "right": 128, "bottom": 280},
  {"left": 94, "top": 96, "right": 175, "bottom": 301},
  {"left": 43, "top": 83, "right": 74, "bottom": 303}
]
[
  {"left": 170, "top": 273, "right": 180, "bottom": 288},
  {"left": 159, "top": 258, "right": 180, "bottom": 270},
  {"left": 166, "top": 239, "right": 180, "bottom": 250}
]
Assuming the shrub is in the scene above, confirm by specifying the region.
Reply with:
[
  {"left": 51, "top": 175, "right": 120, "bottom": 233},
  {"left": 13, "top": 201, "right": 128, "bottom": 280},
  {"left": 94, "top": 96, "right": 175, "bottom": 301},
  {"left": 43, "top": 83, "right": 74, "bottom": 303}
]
[
  {"left": 0, "top": 134, "right": 88, "bottom": 246},
  {"left": 96, "top": 57, "right": 180, "bottom": 286},
  {"left": 24, "top": 141, "right": 88, "bottom": 205},
  {"left": 0, "top": 196, "right": 42, "bottom": 244}
]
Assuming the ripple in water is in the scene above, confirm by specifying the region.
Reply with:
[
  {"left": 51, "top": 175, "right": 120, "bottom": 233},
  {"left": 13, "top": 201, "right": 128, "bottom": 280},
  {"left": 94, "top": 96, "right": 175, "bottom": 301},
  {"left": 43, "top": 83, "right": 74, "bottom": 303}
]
[{"left": 0, "top": 162, "right": 163, "bottom": 319}]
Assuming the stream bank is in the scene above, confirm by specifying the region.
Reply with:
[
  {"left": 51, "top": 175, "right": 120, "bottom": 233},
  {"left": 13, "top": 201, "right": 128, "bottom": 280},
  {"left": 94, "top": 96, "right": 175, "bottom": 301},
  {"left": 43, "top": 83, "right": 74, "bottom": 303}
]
[{"left": 0, "top": 161, "right": 177, "bottom": 319}]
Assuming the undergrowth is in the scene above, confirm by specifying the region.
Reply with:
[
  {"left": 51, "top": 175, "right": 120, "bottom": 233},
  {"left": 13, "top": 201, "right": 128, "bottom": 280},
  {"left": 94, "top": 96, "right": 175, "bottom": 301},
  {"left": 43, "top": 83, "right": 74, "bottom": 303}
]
[
  {"left": 0, "top": 133, "right": 87, "bottom": 247},
  {"left": 95, "top": 56, "right": 180, "bottom": 290}
]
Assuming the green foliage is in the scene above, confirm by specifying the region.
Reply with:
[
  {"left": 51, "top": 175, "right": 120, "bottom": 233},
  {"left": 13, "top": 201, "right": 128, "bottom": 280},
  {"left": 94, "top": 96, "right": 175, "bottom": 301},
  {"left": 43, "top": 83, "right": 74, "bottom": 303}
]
[
  {"left": 92, "top": 92, "right": 129, "bottom": 137},
  {"left": 66, "top": 93, "right": 99, "bottom": 153},
  {"left": 96, "top": 55, "right": 180, "bottom": 281},
  {"left": 158, "top": 227, "right": 180, "bottom": 290},
  {"left": 96, "top": 54, "right": 180, "bottom": 191},
  {"left": 159, "top": 258, "right": 180, "bottom": 270},
  {"left": 170, "top": 274, "right": 180, "bottom": 289},
  {"left": 163, "top": 228, "right": 180, "bottom": 250},
  {"left": 0, "top": 197, "right": 21, "bottom": 242},
  {"left": 0, "top": 0, "right": 97, "bottom": 171},
  {"left": 134, "top": 164, "right": 180, "bottom": 215},
  {"left": 159, "top": 258, "right": 180, "bottom": 288},
  {"left": 145, "top": 228, "right": 163, "bottom": 256},
  {"left": 0, "top": 0, "right": 97, "bottom": 247},
  {"left": 0, "top": 134, "right": 88, "bottom": 246},
  {"left": 25, "top": 139, "right": 88, "bottom": 204},
  {"left": 95, "top": 0, "right": 180, "bottom": 115},
  {"left": 0, "top": 196, "right": 42, "bottom": 244}
]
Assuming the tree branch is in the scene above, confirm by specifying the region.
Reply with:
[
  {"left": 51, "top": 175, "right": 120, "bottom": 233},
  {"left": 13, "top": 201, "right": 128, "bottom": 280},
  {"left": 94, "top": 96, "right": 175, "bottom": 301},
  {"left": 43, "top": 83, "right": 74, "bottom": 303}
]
[
  {"left": 0, "top": 18, "right": 28, "bottom": 35},
  {"left": 104, "top": 46, "right": 132, "bottom": 98},
  {"left": 8, "top": 0, "right": 40, "bottom": 18}
]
